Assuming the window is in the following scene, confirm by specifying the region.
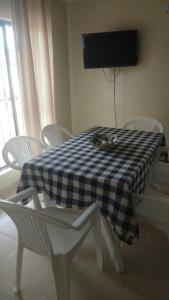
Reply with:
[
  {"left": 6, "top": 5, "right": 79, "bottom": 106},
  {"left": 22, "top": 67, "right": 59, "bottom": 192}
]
[{"left": 0, "top": 20, "right": 23, "bottom": 169}]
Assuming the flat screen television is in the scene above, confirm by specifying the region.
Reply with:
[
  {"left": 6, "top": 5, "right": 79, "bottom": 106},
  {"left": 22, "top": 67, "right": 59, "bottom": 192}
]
[{"left": 82, "top": 29, "right": 138, "bottom": 69}]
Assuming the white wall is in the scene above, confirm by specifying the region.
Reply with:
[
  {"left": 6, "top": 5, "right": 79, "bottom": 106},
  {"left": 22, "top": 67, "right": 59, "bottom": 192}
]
[
  {"left": 0, "top": 0, "right": 11, "bottom": 19},
  {"left": 67, "top": 0, "right": 169, "bottom": 141}
]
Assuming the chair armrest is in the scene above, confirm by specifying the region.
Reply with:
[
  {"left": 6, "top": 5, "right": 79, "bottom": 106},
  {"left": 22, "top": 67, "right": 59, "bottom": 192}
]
[
  {"left": 59, "top": 125, "right": 74, "bottom": 138},
  {"left": 42, "top": 203, "right": 98, "bottom": 230},
  {"left": 8, "top": 187, "right": 42, "bottom": 210},
  {"left": 40, "top": 203, "right": 98, "bottom": 230},
  {"left": 72, "top": 202, "right": 98, "bottom": 230},
  {"left": 7, "top": 161, "right": 22, "bottom": 171},
  {"left": 2, "top": 148, "right": 22, "bottom": 170},
  {"left": 6, "top": 192, "right": 99, "bottom": 231}
]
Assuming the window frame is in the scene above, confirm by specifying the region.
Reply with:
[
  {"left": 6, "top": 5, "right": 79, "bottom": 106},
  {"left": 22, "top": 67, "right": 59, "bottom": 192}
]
[{"left": 0, "top": 19, "right": 20, "bottom": 171}]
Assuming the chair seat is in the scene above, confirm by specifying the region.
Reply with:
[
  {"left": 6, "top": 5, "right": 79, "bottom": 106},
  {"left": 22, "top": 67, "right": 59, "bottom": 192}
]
[{"left": 43, "top": 207, "right": 89, "bottom": 255}]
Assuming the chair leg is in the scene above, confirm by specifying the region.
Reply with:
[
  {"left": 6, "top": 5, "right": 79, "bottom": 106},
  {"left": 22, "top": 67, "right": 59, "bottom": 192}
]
[
  {"left": 14, "top": 238, "right": 24, "bottom": 294},
  {"left": 101, "top": 217, "right": 125, "bottom": 273},
  {"left": 92, "top": 213, "right": 102, "bottom": 271},
  {"left": 51, "top": 255, "right": 71, "bottom": 300}
]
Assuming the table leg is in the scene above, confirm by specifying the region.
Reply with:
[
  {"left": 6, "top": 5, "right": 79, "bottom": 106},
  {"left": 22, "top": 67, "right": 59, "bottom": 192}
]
[{"left": 101, "top": 217, "right": 125, "bottom": 273}]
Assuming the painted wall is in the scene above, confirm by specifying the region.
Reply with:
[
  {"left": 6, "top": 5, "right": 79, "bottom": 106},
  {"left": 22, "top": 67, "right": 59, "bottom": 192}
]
[
  {"left": 51, "top": 0, "right": 72, "bottom": 131},
  {"left": 0, "top": 0, "right": 11, "bottom": 19},
  {"left": 67, "top": 0, "right": 169, "bottom": 140}
]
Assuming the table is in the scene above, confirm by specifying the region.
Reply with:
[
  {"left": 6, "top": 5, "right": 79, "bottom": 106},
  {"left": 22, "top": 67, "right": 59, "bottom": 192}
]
[
  {"left": 17, "top": 127, "right": 165, "bottom": 270},
  {"left": 17, "top": 127, "right": 165, "bottom": 242}
]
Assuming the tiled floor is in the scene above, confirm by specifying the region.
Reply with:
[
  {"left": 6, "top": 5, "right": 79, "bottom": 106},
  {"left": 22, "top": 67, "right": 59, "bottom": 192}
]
[{"left": 0, "top": 208, "right": 169, "bottom": 300}]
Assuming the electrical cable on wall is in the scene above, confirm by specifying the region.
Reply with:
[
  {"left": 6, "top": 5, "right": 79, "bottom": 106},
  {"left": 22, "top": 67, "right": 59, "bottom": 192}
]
[{"left": 103, "top": 68, "right": 120, "bottom": 129}]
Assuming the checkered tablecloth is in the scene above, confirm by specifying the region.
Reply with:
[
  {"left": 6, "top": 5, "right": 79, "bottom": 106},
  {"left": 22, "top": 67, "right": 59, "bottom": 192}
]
[{"left": 17, "top": 127, "right": 166, "bottom": 244}]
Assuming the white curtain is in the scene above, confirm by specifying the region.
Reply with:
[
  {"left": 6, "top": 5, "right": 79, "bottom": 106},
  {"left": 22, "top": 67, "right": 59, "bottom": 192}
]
[{"left": 12, "top": 0, "right": 56, "bottom": 138}]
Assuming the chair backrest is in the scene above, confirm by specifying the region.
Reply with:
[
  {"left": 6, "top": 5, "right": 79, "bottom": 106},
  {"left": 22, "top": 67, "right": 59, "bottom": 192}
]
[
  {"left": 0, "top": 187, "right": 98, "bottom": 257},
  {"left": 41, "top": 124, "right": 73, "bottom": 147},
  {"left": 1, "top": 201, "right": 51, "bottom": 255},
  {"left": 2, "top": 136, "right": 45, "bottom": 170},
  {"left": 0, "top": 188, "right": 73, "bottom": 256},
  {"left": 123, "top": 116, "right": 164, "bottom": 133}
]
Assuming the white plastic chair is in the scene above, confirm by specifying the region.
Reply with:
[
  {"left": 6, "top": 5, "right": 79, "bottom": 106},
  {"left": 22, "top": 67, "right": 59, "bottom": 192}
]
[
  {"left": 152, "top": 145, "right": 169, "bottom": 166},
  {"left": 41, "top": 124, "right": 73, "bottom": 147},
  {"left": 132, "top": 164, "right": 169, "bottom": 240},
  {"left": 0, "top": 187, "right": 102, "bottom": 300},
  {"left": 123, "top": 116, "right": 164, "bottom": 133},
  {"left": 2, "top": 136, "right": 45, "bottom": 171},
  {"left": 2, "top": 136, "right": 50, "bottom": 207}
]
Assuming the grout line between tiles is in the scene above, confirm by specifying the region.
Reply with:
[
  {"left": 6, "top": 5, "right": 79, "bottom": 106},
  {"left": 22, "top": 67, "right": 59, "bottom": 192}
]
[
  {"left": 0, "top": 250, "right": 17, "bottom": 268},
  {"left": 39, "top": 285, "right": 53, "bottom": 300},
  {"left": 0, "top": 291, "right": 11, "bottom": 300},
  {"left": 115, "top": 275, "right": 129, "bottom": 300},
  {"left": 0, "top": 231, "right": 17, "bottom": 241}
]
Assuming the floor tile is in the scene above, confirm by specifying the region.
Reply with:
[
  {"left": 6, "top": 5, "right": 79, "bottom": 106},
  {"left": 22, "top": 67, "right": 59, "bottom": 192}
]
[
  {"left": 0, "top": 209, "right": 169, "bottom": 300},
  {"left": 0, "top": 233, "right": 17, "bottom": 266},
  {"left": 0, "top": 251, "right": 53, "bottom": 300},
  {"left": 119, "top": 272, "right": 169, "bottom": 300},
  {"left": 0, "top": 292, "right": 11, "bottom": 300},
  {"left": 0, "top": 211, "right": 18, "bottom": 240},
  {"left": 40, "top": 286, "right": 56, "bottom": 300},
  {"left": 156, "top": 275, "right": 169, "bottom": 300}
]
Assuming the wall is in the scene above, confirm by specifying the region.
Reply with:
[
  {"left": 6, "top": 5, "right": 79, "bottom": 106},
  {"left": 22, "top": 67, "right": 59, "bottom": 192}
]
[
  {"left": 67, "top": 0, "right": 169, "bottom": 140},
  {"left": 51, "top": 0, "right": 72, "bottom": 131},
  {"left": 0, "top": 0, "right": 11, "bottom": 19}
]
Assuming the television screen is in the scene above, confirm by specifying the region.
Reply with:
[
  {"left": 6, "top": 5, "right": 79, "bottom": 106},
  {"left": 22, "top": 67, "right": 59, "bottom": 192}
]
[{"left": 82, "top": 30, "right": 138, "bottom": 69}]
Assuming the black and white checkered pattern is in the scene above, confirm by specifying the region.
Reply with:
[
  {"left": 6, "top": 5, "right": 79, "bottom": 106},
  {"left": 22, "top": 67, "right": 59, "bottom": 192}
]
[{"left": 17, "top": 127, "right": 165, "bottom": 244}]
